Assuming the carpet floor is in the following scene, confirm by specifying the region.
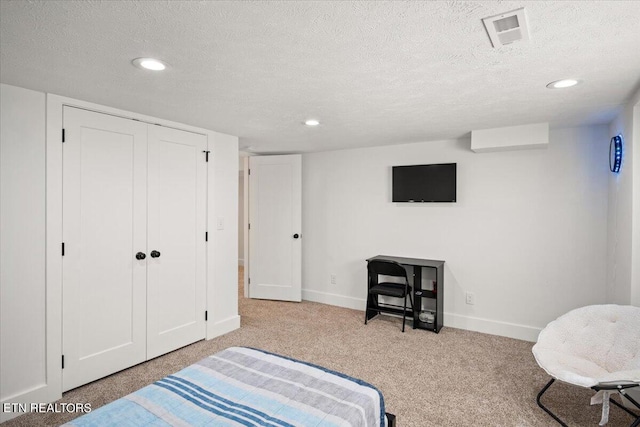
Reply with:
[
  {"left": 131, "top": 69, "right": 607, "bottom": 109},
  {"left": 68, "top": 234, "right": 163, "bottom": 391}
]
[{"left": 3, "top": 267, "right": 635, "bottom": 426}]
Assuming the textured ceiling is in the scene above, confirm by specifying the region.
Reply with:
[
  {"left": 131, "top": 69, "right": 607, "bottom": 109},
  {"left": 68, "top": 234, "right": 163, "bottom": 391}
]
[{"left": 1, "top": 0, "right": 640, "bottom": 153}]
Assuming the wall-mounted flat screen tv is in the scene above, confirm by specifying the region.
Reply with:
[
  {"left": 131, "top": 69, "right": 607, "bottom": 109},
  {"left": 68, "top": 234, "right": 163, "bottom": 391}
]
[{"left": 392, "top": 163, "right": 456, "bottom": 202}]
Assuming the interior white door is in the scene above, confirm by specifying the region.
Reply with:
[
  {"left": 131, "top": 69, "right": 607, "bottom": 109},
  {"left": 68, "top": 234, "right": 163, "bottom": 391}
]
[
  {"left": 146, "top": 125, "right": 207, "bottom": 359},
  {"left": 249, "top": 155, "right": 302, "bottom": 301},
  {"left": 62, "top": 107, "right": 148, "bottom": 391}
]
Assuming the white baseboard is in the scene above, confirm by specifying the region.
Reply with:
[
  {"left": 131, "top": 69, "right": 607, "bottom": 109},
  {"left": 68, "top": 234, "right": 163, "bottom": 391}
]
[
  {"left": 0, "top": 383, "right": 62, "bottom": 423},
  {"left": 302, "top": 289, "right": 366, "bottom": 311},
  {"left": 443, "top": 312, "right": 541, "bottom": 342},
  {"left": 301, "top": 289, "right": 541, "bottom": 342},
  {"left": 0, "top": 411, "right": 21, "bottom": 423},
  {"left": 206, "top": 314, "right": 241, "bottom": 340}
]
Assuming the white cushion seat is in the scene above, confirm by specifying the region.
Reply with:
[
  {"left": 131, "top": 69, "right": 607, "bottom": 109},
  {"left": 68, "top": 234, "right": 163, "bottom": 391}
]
[
  {"left": 532, "top": 304, "right": 640, "bottom": 426},
  {"left": 533, "top": 304, "right": 640, "bottom": 387}
]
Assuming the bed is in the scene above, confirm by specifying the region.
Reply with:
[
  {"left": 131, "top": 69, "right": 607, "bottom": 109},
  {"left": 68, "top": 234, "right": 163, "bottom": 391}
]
[{"left": 64, "top": 347, "right": 396, "bottom": 426}]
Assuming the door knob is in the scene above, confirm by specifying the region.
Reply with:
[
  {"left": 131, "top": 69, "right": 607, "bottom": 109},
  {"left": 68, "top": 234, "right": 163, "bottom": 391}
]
[
  {"left": 150, "top": 250, "right": 161, "bottom": 258},
  {"left": 293, "top": 233, "right": 300, "bottom": 239},
  {"left": 136, "top": 252, "right": 146, "bottom": 260}
]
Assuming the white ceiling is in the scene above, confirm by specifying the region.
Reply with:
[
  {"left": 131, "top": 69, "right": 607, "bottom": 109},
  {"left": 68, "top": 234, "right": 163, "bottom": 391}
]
[{"left": 1, "top": 1, "right": 639, "bottom": 154}]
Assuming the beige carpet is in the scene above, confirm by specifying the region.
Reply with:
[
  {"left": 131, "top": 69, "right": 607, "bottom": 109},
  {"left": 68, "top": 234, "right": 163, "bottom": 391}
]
[{"left": 3, "top": 267, "right": 635, "bottom": 426}]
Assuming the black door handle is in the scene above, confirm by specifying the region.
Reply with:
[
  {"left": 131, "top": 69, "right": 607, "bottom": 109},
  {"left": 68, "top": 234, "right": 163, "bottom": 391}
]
[
  {"left": 293, "top": 234, "right": 300, "bottom": 239},
  {"left": 136, "top": 252, "right": 146, "bottom": 260},
  {"left": 150, "top": 250, "right": 161, "bottom": 258}
]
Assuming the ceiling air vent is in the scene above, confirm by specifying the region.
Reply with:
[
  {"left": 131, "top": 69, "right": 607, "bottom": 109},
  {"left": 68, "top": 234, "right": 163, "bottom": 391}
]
[{"left": 482, "top": 8, "right": 530, "bottom": 47}]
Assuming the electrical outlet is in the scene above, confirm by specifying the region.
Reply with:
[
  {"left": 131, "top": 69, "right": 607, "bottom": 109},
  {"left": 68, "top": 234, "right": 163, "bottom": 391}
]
[
  {"left": 330, "top": 274, "right": 337, "bottom": 284},
  {"left": 465, "top": 291, "right": 475, "bottom": 305}
]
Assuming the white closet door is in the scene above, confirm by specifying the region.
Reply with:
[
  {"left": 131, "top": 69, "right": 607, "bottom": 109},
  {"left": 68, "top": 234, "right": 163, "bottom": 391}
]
[
  {"left": 62, "top": 107, "right": 148, "bottom": 391},
  {"left": 146, "top": 126, "right": 207, "bottom": 359}
]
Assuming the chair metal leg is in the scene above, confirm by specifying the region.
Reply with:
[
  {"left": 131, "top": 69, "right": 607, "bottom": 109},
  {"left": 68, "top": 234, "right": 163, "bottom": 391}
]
[
  {"left": 592, "top": 384, "right": 640, "bottom": 426},
  {"left": 385, "top": 412, "right": 396, "bottom": 427},
  {"left": 364, "top": 293, "right": 369, "bottom": 325},
  {"left": 620, "top": 389, "right": 640, "bottom": 412},
  {"left": 408, "top": 291, "right": 414, "bottom": 320},
  {"left": 610, "top": 396, "right": 640, "bottom": 419},
  {"left": 401, "top": 285, "right": 416, "bottom": 333},
  {"left": 536, "top": 379, "right": 568, "bottom": 427},
  {"left": 619, "top": 389, "right": 640, "bottom": 427},
  {"left": 401, "top": 293, "right": 407, "bottom": 333},
  {"left": 538, "top": 379, "right": 640, "bottom": 427}
]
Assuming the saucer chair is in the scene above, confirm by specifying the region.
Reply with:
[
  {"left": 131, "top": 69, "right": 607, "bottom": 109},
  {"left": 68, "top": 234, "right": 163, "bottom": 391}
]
[{"left": 532, "top": 304, "right": 640, "bottom": 426}]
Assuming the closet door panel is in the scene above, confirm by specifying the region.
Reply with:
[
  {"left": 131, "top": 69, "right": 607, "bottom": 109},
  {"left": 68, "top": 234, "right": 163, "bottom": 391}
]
[
  {"left": 62, "top": 107, "right": 147, "bottom": 391},
  {"left": 147, "top": 126, "right": 207, "bottom": 359}
]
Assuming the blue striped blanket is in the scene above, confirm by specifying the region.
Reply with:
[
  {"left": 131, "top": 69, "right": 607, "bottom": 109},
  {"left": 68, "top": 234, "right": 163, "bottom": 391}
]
[{"left": 64, "top": 347, "right": 386, "bottom": 426}]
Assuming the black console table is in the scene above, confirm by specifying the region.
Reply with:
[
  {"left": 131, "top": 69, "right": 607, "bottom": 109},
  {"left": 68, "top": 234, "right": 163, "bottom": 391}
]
[{"left": 366, "top": 255, "right": 444, "bottom": 333}]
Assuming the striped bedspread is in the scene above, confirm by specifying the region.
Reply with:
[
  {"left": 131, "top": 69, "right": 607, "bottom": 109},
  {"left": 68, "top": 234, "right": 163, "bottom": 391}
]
[{"left": 64, "top": 347, "right": 386, "bottom": 427}]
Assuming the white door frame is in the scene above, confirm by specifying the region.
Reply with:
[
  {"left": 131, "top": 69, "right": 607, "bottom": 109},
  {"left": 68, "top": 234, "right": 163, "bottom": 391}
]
[{"left": 243, "top": 156, "right": 250, "bottom": 298}]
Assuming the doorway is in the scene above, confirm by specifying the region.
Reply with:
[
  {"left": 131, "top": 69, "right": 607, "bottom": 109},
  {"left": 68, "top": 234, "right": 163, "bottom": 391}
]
[{"left": 239, "top": 154, "right": 302, "bottom": 302}]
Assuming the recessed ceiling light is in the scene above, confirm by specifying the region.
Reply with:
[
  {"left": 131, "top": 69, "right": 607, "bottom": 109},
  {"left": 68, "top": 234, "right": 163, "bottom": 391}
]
[
  {"left": 132, "top": 57, "right": 167, "bottom": 71},
  {"left": 304, "top": 119, "right": 320, "bottom": 126},
  {"left": 546, "top": 79, "right": 579, "bottom": 89}
]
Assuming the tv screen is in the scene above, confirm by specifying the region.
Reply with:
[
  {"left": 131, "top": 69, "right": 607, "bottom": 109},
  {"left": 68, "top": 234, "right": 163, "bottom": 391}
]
[{"left": 392, "top": 163, "right": 456, "bottom": 202}]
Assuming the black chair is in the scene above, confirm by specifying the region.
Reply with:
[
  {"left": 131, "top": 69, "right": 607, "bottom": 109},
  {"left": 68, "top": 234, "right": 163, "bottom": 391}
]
[{"left": 365, "top": 259, "right": 414, "bottom": 332}]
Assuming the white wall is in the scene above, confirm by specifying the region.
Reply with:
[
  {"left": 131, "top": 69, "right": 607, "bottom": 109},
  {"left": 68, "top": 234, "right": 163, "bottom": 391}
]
[
  {"left": 634, "top": 103, "right": 640, "bottom": 307},
  {"left": 607, "top": 107, "right": 633, "bottom": 304},
  {"left": 1, "top": 84, "right": 59, "bottom": 422},
  {"left": 608, "top": 85, "right": 640, "bottom": 306},
  {"left": 302, "top": 125, "right": 610, "bottom": 341},
  {"left": 610, "top": 82, "right": 640, "bottom": 411},
  {"left": 207, "top": 132, "right": 241, "bottom": 338}
]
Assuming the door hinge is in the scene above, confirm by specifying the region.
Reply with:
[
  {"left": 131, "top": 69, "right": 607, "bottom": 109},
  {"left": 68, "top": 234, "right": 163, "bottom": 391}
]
[
  {"left": 205, "top": 231, "right": 208, "bottom": 242},
  {"left": 205, "top": 311, "right": 208, "bottom": 321},
  {"left": 248, "top": 169, "right": 251, "bottom": 175},
  {"left": 61, "top": 242, "right": 65, "bottom": 256},
  {"left": 62, "top": 129, "right": 65, "bottom": 143},
  {"left": 203, "top": 150, "right": 210, "bottom": 162},
  {"left": 248, "top": 278, "right": 251, "bottom": 284},
  {"left": 248, "top": 223, "right": 251, "bottom": 230},
  {"left": 61, "top": 355, "right": 65, "bottom": 369}
]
